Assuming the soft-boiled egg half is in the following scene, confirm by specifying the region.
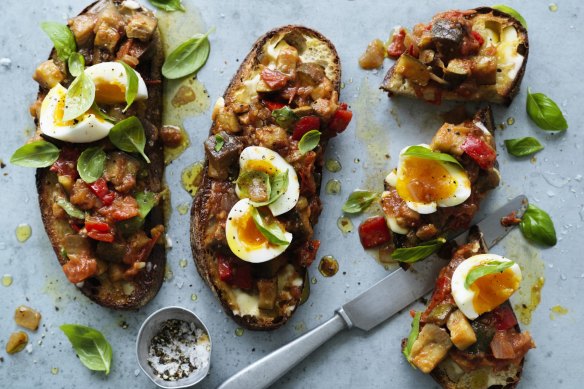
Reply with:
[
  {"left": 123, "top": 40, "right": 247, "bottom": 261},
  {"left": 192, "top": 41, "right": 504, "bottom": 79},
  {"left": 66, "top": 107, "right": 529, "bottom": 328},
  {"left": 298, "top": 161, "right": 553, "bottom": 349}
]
[
  {"left": 226, "top": 198, "right": 292, "bottom": 263},
  {"left": 451, "top": 254, "right": 522, "bottom": 320},
  {"left": 85, "top": 62, "right": 148, "bottom": 105},
  {"left": 40, "top": 84, "right": 113, "bottom": 143},
  {"left": 235, "top": 146, "right": 299, "bottom": 216},
  {"left": 385, "top": 144, "right": 471, "bottom": 215}
]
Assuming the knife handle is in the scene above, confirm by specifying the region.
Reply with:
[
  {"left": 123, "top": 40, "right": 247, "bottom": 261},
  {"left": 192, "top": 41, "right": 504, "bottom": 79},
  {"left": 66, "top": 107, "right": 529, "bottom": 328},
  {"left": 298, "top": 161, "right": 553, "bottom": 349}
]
[{"left": 217, "top": 313, "right": 348, "bottom": 389}]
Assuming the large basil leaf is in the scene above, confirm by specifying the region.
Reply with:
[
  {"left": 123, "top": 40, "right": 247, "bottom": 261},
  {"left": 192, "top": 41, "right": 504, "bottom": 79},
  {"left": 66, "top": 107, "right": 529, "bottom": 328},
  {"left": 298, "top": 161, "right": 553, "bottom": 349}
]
[
  {"left": 342, "top": 190, "right": 379, "bottom": 214},
  {"left": 504, "top": 137, "right": 544, "bottom": 157},
  {"left": 465, "top": 260, "right": 515, "bottom": 289},
  {"left": 402, "top": 145, "right": 462, "bottom": 168},
  {"left": 298, "top": 130, "right": 321, "bottom": 155},
  {"left": 108, "top": 116, "right": 150, "bottom": 163},
  {"left": 63, "top": 72, "right": 95, "bottom": 122},
  {"left": 40, "top": 22, "right": 76, "bottom": 61},
  {"left": 10, "top": 141, "right": 60, "bottom": 168},
  {"left": 391, "top": 238, "right": 446, "bottom": 263},
  {"left": 250, "top": 207, "right": 290, "bottom": 246},
  {"left": 77, "top": 147, "right": 106, "bottom": 183},
  {"left": 148, "top": 0, "right": 185, "bottom": 12},
  {"left": 403, "top": 311, "right": 422, "bottom": 364},
  {"left": 118, "top": 61, "right": 139, "bottom": 112},
  {"left": 60, "top": 324, "right": 112, "bottom": 374},
  {"left": 162, "top": 29, "right": 212, "bottom": 79},
  {"left": 492, "top": 5, "right": 528, "bottom": 29},
  {"left": 520, "top": 204, "right": 557, "bottom": 246},
  {"left": 526, "top": 89, "right": 568, "bottom": 132}
]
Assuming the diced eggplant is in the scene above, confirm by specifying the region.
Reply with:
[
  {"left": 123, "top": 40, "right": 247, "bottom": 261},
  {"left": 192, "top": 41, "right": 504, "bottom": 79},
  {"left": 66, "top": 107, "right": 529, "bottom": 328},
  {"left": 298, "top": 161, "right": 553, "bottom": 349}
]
[
  {"left": 276, "top": 42, "right": 299, "bottom": 76},
  {"left": 125, "top": 13, "right": 157, "bottom": 41},
  {"left": 419, "top": 49, "right": 435, "bottom": 64},
  {"left": 257, "top": 278, "right": 278, "bottom": 310},
  {"left": 69, "top": 179, "right": 100, "bottom": 210},
  {"left": 432, "top": 19, "right": 464, "bottom": 56},
  {"left": 446, "top": 309, "right": 477, "bottom": 350},
  {"left": 425, "top": 302, "right": 455, "bottom": 326},
  {"left": 444, "top": 58, "right": 471, "bottom": 87},
  {"left": 94, "top": 6, "right": 123, "bottom": 52},
  {"left": 33, "top": 60, "right": 65, "bottom": 89},
  {"left": 472, "top": 54, "right": 497, "bottom": 85},
  {"left": 204, "top": 131, "right": 243, "bottom": 180},
  {"left": 215, "top": 107, "right": 241, "bottom": 134},
  {"left": 296, "top": 63, "right": 325, "bottom": 86},
  {"left": 68, "top": 14, "right": 97, "bottom": 46},
  {"left": 410, "top": 324, "right": 453, "bottom": 373},
  {"left": 395, "top": 54, "right": 431, "bottom": 86},
  {"left": 103, "top": 151, "right": 142, "bottom": 193},
  {"left": 63, "top": 234, "right": 93, "bottom": 258},
  {"left": 96, "top": 241, "right": 127, "bottom": 263},
  {"left": 254, "top": 125, "right": 288, "bottom": 150}
]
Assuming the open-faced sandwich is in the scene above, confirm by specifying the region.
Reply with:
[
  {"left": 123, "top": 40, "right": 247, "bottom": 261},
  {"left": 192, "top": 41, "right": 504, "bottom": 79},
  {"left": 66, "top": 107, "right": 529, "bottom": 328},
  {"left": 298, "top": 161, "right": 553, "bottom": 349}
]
[
  {"left": 191, "top": 26, "right": 352, "bottom": 330},
  {"left": 402, "top": 227, "right": 535, "bottom": 388},
  {"left": 12, "top": 0, "right": 166, "bottom": 309},
  {"left": 380, "top": 8, "right": 528, "bottom": 105},
  {"left": 357, "top": 107, "right": 499, "bottom": 263}
]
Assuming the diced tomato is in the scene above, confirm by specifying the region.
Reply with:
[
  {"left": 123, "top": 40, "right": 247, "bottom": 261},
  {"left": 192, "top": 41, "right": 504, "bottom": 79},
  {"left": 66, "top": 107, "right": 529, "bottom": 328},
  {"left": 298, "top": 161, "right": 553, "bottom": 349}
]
[
  {"left": 87, "top": 230, "right": 115, "bottom": 243},
  {"left": 492, "top": 305, "right": 518, "bottom": 331},
  {"left": 328, "top": 105, "right": 353, "bottom": 134},
  {"left": 232, "top": 262, "right": 253, "bottom": 290},
  {"left": 89, "top": 178, "right": 115, "bottom": 206},
  {"left": 263, "top": 99, "right": 286, "bottom": 111},
  {"left": 85, "top": 217, "right": 111, "bottom": 233},
  {"left": 358, "top": 216, "right": 392, "bottom": 249},
  {"left": 387, "top": 28, "right": 407, "bottom": 59},
  {"left": 461, "top": 134, "right": 497, "bottom": 169},
  {"left": 50, "top": 147, "right": 79, "bottom": 178},
  {"left": 62, "top": 255, "right": 97, "bottom": 284},
  {"left": 292, "top": 116, "right": 321, "bottom": 140},
  {"left": 98, "top": 196, "right": 139, "bottom": 221},
  {"left": 217, "top": 255, "right": 232, "bottom": 282},
  {"left": 260, "top": 68, "right": 289, "bottom": 90},
  {"left": 298, "top": 240, "right": 321, "bottom": 267},
  {"left": 471, "top": 31, "right": 484, "bottom": 46}
]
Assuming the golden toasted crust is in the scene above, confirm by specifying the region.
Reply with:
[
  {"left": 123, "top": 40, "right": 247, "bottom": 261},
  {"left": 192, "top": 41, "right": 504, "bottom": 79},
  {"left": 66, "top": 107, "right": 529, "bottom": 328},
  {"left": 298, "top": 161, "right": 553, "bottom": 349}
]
[
  {"left": 381, "top": 7, "right": 529, "bottom": 106},
  {"left": 190, "top": 26, "right": 341, "bottom": 330},
  {"left": 35, "top": 0, "right": 165, "bottom": 310}
]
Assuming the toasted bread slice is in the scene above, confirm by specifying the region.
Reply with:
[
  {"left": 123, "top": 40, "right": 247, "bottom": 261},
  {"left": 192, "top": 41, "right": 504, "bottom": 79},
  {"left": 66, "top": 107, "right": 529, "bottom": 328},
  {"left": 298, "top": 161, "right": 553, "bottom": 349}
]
[
  {"left": 35, "top": 0, "right": 165, "bottom": 309},
  {"left": 191, "top": 26, "right": 345, "bottom": 330},
  {"left": 404, "top": 227, "right": 533, "bottom": 388},
  {"left": 381, "top": 7, "right": 529, "bottom": 105}
]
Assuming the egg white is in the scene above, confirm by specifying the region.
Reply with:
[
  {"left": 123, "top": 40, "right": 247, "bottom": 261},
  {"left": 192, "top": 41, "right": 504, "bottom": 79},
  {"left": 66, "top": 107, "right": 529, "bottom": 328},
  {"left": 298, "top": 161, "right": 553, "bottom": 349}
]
[
  {"left": 236, "top": 146, "right": 300, "bottom": 216},
  {"left": 85, "top": 62, "right": 148, "bottom": 104},
  {"left": 39, "top": 84, "right": 113, "bottom": 143},
  {"left": 226, "top": 198, "right": 292, "bottom": 263},
  {"left": 451, "top": 254, "right": 522, "bottom": 320},
  {"left": 380, "top": 190, "right": 409, "bottom": 235}
]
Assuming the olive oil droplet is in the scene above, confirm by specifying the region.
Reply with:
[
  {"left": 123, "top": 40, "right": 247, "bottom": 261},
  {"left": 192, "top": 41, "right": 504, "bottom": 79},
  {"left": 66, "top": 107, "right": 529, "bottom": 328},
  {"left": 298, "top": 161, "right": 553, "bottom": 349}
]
[
  {"left": 549, "top": 3, "right": 558, "bottom": 11},
  {"left": 181, "top": 162, "right": 204, "bottom": 197},
  {"left": 191, "top": 293, "right": 198, "bottom": 301},
  {"left": 51, "top": 367, "right": 59, "bottom": 375},
  {"left": 176, "top": 202, "right": 190, "bottom": 215},
  {"left": 337, "top": 216, "right": 354, "bottom": 234},
  {"left": 179, "top": 259, "right": 188, "bottom": 268},
  {"left": 235, "top": 327, "right": 244, "bottom": 336},
  {"left": 164, "top": 265, "right": 173, "bottom": 281},
  {"left": 325, "top": 179, "right": 341, "bottom": 195},
  {"left": 311, "top": 277, "right": 317, "bottom": 285},
  {"left": 299, "top": 272, "right": 310, "bottom": 305},
  {"left": 506, "top": 117, "right": 515, "bottom": 125},
  {"left": 318, "top": 256, "right": 339, "bottom": 277},
  {"left": 2, "top": 274, "right": 13, "bottom": 287},
  {"left": 16, "top": 224, "right": 32, "bottom": 243},
  {"left": 163, "top": 125, "right": 190, "bottom": 165},
  {"left": 325, "top": 159, "right": 342, "bottom": 173}
]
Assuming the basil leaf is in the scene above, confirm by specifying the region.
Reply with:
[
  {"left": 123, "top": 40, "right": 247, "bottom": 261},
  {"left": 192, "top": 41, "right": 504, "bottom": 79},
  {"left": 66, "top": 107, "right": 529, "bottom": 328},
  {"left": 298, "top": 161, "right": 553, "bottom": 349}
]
[
  {"left": 237, "top": 171, "right": 271, "bottom": 204},
  {"left": 465, "top": 260, "right": 515, "bottom": 289},
  {"left": 492, "top": 5, "right": 528, "bottom": 29},
  {"left": 520, "top": 204, "right": 557, "bottom": 246},
  {"left": 392, "top": 238, "right": 447, "bottom": 263},
  {"left": 10, "top": 140, "right": 60, "bottom": 168},
  {"left": 402, "top": 145, "right": 462, "bottom": 168},
  {"left": 250, "top": 207, "right": 291, "bottom": 246},
  {"left": 148, "top": 0, "right": 186, "bottom": 12},
  {"left": 298, "top": 130, "right": 321, "bottom": 155},
  {"left": 504, "top": 137, "right": 544, "bottom": 157},
  {"left": 40, "top": 22, "right": 76, "bottom": 61},
  {"left": 118, "top": 61, "right": 138, "bottom": 112},
  {"left": 91, "top": 102, "right": 117, "bottom": 123},
  {"left": 272, "top": 106, "right": 298, "bottom": 129},
  {"left": 403, "top": 311, "right": 422, "bottom": 364},
  {"left": 342, "top": 190, "right": 379, "bottom": 214},
  {"left": 162, "top": 29, "right": 212, "bottom": 79},
  {"left": 214, "top": 134, "right": 224, "bottom": 152},
  {"left": 108, "top": 116, "right": 150, "bottom": 163},
  {"left": 57, "top": 198, "right": 85, "bottom": 220},
  {"left": 63, "top": 72, "right": 95, "bottom": 122},
  {"left": 268, "top": 170, "right": 289, "bottom": 205},
  {"left": 135, "top": 191, "right": 159, "bottom": 219},
  {"left": 526, "top": 89, "right": 568, "bottom": 132},
  {"left": 59, "top": 324, "right": 112, "bottom": 375},
  {"left": 77, "top": 147, "right": 106, "bottom": 183},
  {"left": 68, "top": 52, "right": 85, "bottom": 77}
]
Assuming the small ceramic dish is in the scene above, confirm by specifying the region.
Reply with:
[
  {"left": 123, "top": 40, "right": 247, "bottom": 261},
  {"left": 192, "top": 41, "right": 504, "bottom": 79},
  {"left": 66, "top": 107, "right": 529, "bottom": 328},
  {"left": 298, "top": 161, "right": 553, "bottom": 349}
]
[{"left": 136, "top": 306, "right": 212, "bottom": 388}]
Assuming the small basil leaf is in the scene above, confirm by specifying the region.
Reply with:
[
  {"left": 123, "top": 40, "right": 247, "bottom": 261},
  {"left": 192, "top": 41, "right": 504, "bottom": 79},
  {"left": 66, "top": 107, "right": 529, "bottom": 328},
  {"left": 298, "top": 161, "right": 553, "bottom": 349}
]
[
  {"left": 492, "top": 5, "right": 528, "bottom": 29},
  {"left": 135, "top": 191, "right": 159, "bottom": 218},
  {"left": 465, "top": 260, "right": 515, "bottom": 289},
  {"left": 118, "top": 61, "right": 138, "bottom": 112},
  {"left": 10, "top": 141, "right": 60, "bottom": 168},
  {"left": 77, "top": 147, "right": 106, "bottom": 183},
  {"left": 250, "top": 207, "right": 291, "bottom": 246},
  {"left": 391, "top": 237, "right": 447, "bottom": 263},
  {"left": 520, "top": 204, "right": 557, "bottom": 246},
  {"left": 59, "top": 324, "right": 112, "bottom": 375},
  {"left": 108, "top": 116, "right": 150, "bottom": 163},
  {"left": 91, "top": 102, "right": 117, "bottom": 123},
  {"left": 504, "top": 137, "right": 544, "bottom": 157},
  {"left": 526, "top": 89, "right": 568, "bottom": 132},
  {"left": 40, "top": 22, "right": 76, "bottom": 61},
  {"left": 272, "top": 106, "right": 298, "bottom": 129},
  {"left": 237, "top": 171, "right": 272, "bottom": 205},
  {"left": 403, "top": 311, "right": 422, "bottom": 365},
  {"left": 402, "top": 145, "right": 462, "bottom": 168},
  {"left": 268, "top": 170, "right": 289, "bottom": 205},
  {"left": 298, "top": 130, "right": 321, "bottom": 155},
  {"left": 342, "top": 190, "right": 379, "bottom": 214},
  {"left": 63, "top": 72, "right": 95, "bottom": 122},
  {"left": 162, "top": 29, "right": 213, "bottom": 79},
  {"left": 57, "top": 198, "right": 85, "bottom": 220},
  {"left": 214, "top": 134, "right": 224, "bottom": 152},
  {"left": 148, "top": 0, "right": 186, "bottom": 12},
  {"left": 68, "top": 52, "right": 85, "bottom": 77}
]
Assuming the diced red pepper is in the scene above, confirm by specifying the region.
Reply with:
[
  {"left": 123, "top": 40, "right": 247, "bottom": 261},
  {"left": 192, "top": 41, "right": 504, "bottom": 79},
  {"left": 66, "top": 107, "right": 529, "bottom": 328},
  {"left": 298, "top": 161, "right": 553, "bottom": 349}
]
[
  {"left": 87, "top": 230, "right": 115, "bottom": 243},
  {"left": 263, "top": 99, "right": 286, "bottom": 111},
  {"left": 85, "top": 216, "right": 111, "bottom": 232},
  {"left": 69, "top": 220, "right": 82, "bottom": 233},
  {"left": 89, "top": 178, "right": 115, "bottom": 206},
  {"left": 292, "top": 116, "right": 321, "bottom": 140},
  {"left": 387, "top": 28, "right": 407, "bottom": 59},
  {"left": 260, "top": 68, "right": 289, "bottom": 90},
  {"left": 217, "top": 255, "right": 232, "bottom": 282},
  {"left": 328, "top": 105, "right": 353, "bottom": 134},
  {"left": 471, "top": 31, "right": 485, "bottom": 46},
  {"left": 492, "top": 305, "right": 518, "bottom": 331},
  {"left": 231, "top": 262, "right": 253, "bottom": 290},
  {"left": 461, "top": 134, "right": 497, "bottom": 169},
  {"left": 50, "top": 147, "right": 79, "bottom": 178},
  {"left": 358, "top": 216, "right": 392, "bottom": 249}
]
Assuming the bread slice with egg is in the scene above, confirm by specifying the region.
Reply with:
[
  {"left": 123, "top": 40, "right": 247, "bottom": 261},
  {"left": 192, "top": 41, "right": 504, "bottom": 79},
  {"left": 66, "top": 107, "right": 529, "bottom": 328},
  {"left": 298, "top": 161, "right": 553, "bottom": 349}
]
[
  {"left": 191, "top": 26, "right": 343, "bottom": 330},
  {"left": 381, "top": 7, "right": 529, "bottom": 106},
  {"left": 35, "top": 0, "right": 166, "bottom": 309}
]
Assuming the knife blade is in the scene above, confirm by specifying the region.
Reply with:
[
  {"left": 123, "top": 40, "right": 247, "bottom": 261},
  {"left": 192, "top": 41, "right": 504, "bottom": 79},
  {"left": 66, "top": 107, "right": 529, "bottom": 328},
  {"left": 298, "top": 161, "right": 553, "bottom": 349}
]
[{"left": 218, "top": 195, "right": 528, "bottom": 389}]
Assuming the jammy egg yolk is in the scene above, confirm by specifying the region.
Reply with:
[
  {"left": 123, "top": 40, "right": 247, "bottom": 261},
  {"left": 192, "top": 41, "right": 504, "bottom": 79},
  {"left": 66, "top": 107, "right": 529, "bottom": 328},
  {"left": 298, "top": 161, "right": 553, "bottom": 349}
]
[
  {"left": 235, "top": 212, "right": 267, "bottom": 248},
  {"left": 245, "top": 159, "right": 277, "bottom": 175},
  {"left": 94, "top": 78, "right": 126, "bottom": 104},
  {"left": 470, "top": 268, "right": 521, "bottom": 316},
  {"left": 396, "top": 157, "right": 457, "bottom": 203}
]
